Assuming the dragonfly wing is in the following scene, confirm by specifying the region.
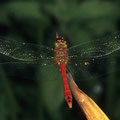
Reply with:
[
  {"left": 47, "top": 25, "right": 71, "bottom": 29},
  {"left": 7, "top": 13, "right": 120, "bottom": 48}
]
[
  {"left": 0, "top": 38, "right": 55, "bottom": 65},
  {"left": 68, "top": 32, "right": 120, "bottom": 60},
  {"left": 67, "top": 32, "right": 120, "bottom": 91}
]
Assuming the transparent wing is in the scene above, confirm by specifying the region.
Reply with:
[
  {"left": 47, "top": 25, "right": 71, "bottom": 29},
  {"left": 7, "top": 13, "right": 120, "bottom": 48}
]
[
  {"left": 67, "top": 32, "right": 120, "bottom": 93},
  {"left": 0, "top": 37, "right": 55, "bottom": 64},
  {"left": 67, "top": 32, "right": 120, "bottom": 86},
  {"left": 68, "top": 32, "right": 120, "bottom": 60}
]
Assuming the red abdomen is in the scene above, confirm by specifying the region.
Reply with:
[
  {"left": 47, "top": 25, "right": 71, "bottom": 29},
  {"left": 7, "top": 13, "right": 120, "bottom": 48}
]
[{"left": 60, "top": 63, "right": 72, "bottom": 108}]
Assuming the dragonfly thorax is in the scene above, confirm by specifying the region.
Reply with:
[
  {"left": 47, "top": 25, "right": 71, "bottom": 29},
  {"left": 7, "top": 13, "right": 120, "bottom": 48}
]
[
  {"left": 55, "top": 37, "right": 69, "bottom": 65},
  {"left": 55, "top": 48, "right": 69, "bottom": 65}
]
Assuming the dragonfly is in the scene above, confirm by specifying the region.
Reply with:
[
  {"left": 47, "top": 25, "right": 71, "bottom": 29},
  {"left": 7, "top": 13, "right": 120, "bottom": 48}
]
[{"left": 0, "top": 32, "right": 120, "bottom": 108}]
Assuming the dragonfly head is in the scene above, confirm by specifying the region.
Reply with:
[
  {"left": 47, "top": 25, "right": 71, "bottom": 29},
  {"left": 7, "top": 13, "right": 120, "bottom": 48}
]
[{"left": 55, "top": 32, "right": 68, "bottom": 48}]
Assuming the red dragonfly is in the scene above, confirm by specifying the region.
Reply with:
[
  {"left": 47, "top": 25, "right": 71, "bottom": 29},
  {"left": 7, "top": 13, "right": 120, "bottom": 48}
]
[{"left": 0, "top": 32, "right": 120, "bottom": 108}]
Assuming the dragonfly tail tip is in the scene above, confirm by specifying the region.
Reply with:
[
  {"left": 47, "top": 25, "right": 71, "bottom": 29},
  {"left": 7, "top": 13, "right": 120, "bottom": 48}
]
[{"left": 68, "top": 102, "right": 72, "bottom": 109}]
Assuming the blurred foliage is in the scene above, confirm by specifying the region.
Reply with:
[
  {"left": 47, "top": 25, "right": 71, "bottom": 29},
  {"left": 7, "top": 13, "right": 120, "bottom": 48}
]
[{"left": 0, "top": 0, "right": 120, "bottom": 120}]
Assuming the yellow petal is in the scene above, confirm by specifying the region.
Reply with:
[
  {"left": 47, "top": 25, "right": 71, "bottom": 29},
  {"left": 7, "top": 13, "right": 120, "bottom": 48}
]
[{"left": 67, "top": 70, "right": 110, "bottom": 120}]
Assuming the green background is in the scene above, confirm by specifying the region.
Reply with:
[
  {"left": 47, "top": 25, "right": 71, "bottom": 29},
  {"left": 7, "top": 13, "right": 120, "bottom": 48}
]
[{"left": 0, "top": 1, "right": 120, "bottom": 120}]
